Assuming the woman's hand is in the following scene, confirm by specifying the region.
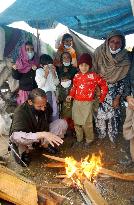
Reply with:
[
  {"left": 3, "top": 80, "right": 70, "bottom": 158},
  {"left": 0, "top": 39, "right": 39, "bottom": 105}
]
[
  {"left": 37, "top": 132, "right": 63, "bottom": 147},
  {"left": 112, "top": 96, "right": 120, "bottom": 108},
  {"left": 126, "top": 96, "right": 134, "bottom": 110},
  {"left": 12, "top": 64, "right": 17, "bottom": 70},
  {"left": 32, "top": 65, "right": 37, "bottom": 70}
]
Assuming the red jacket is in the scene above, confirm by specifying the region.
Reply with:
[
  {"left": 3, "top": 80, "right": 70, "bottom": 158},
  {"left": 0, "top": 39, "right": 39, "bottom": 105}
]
[{"left": 69, "top": 72, "right": 108, "bottom": 102}]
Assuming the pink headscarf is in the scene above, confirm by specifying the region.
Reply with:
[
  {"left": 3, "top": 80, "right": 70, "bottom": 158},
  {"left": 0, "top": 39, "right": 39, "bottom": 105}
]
[{"left": 16, "top": 44, "right": 38, "bottom": 73}]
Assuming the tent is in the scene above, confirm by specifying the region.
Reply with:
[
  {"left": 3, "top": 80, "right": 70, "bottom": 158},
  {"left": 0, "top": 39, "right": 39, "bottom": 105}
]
[{"left": 0, "top": 0, "right": 134, "bottom": 39}]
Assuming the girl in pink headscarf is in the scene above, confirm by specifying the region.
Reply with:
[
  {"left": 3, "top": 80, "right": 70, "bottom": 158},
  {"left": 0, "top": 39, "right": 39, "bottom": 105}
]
[{"left": 12, "top": 41, "right": 39, "bottom": 105}]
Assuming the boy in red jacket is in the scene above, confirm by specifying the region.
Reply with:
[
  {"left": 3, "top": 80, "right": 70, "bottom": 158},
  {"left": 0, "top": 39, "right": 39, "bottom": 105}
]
[{"left": 66, "top": 53, "right": 108, "bottom": 146}]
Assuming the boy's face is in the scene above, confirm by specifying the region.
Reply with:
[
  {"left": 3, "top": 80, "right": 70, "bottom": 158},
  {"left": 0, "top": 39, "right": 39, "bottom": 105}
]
[
  {"left": 63, "top": 38, "right": 73, "bottom": 47},
  {"left": 79, "top": 63, "right": 89, "bottom": 74},
  {"left": 62, "top": 53, "right": 71, "bottom": 63}
]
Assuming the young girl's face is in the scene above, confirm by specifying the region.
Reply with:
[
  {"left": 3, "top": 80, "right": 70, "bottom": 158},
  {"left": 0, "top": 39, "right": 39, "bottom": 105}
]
[
  {"left": 79, "top": 63, "right": 89, "bottom": 74},
  {"left": 62, "top": 53, "right": 71, "bottom": 63}
]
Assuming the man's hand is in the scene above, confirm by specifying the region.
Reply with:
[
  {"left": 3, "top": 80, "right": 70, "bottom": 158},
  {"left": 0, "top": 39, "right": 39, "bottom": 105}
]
[
  {"left": 126, "top": 96, "right": 134, "bottom": 110},
  {"left": 66, "top": 96, "right": 72, "bottom": 102},
  {"left": 112, "top": 95, "right": 120, "bottom": 108},
  {"left": 37, "top": 132, "right": 63, "bottom": 147}
]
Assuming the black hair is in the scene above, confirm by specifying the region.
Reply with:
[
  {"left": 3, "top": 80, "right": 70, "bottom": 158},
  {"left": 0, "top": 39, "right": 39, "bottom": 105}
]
[
  {"left": 60, "top": 51, "right": 72, "bottom": 63},
  {"left": 28, "top": 88, "right": 46, "bottom": 102},
  {"left": 62, "top": 33, "right": 73, "bottom": 43},
  {"left": 60, "top": 73, "right": 71, "bottom": 80},
  {"left": 40, "top": 54, "right": 53, "bottom": 65},
  {"left": 25, "top": 41, "right": 33, "bottom": 47}
]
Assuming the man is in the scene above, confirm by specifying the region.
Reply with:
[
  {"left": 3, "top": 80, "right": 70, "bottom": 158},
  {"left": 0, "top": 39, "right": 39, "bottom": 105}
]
[
  {"left": 123, "top": 51, "right": 134, "bottom": 162},
  {"left": 10, "top": 88, "right": 67, "bottom": 166}
]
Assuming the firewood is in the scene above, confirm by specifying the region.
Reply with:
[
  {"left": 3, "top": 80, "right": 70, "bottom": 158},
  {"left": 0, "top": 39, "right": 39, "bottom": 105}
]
[
  {"left": 43, "top": 162, "right": 65, "bottom": 168},
  {"left": 55, "top": 175, "right": 67, "bottom": 178},
  {"left": 99, "top": 167, "right": 134, "bottom": 181},
  {"left": 37, "top": 188, "right": 69, "bottom": 205},
  {"left": 39, "top": 184, "right": 67, "bottom": 189},
  {"left": 84, "top": 179, "right": 108, "bottom": 205},
  {"left": 43, "top": 154, "right": 65, "bottom": 163}
]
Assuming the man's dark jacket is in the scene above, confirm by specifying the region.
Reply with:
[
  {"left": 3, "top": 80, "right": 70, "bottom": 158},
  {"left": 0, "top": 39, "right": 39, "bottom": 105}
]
[{"left": 10, "top": 102, "right": 52, "bottom": 135}]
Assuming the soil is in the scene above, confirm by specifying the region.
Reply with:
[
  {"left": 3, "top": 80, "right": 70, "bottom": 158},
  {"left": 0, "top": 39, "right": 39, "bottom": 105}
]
[{"left": 0, "top": 132, "right": 134, "bottom": 205}]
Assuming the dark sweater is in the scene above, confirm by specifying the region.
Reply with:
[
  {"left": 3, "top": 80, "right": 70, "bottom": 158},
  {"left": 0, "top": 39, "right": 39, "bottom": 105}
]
[
  {"left": 56, "top": 65, "right": 78, "bottom": 80},
  {"left": 12, "top": 69, "right": 37, "bottom": 91},
  {"left": 10, "top": 102, "right": 52, "bottom": 135}
]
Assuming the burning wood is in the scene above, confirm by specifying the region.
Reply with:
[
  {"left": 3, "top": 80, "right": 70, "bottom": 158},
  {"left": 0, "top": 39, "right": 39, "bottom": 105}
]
[{"left": 43, "top": 154, "right": 134, "bottom": 181}]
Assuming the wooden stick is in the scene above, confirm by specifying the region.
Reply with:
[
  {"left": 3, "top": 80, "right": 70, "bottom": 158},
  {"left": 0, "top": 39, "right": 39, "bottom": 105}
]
[
  {"left": 55, "top": 175, "right": 67, "bottom": 178},
  {"left": 43, "top": 154, "right": 134, "bottom": 181},
  {"left": 99, "top": 167, "right": 134, "bottom": 181},
  {"left": 43, "top": 162, "right": 65, "bottom": 168},
  {"left": 84, "top": 179, "right": 108, "bottom": 205},
  {"left": 43, "top": 154, "right": 65, "bottom": 163}
]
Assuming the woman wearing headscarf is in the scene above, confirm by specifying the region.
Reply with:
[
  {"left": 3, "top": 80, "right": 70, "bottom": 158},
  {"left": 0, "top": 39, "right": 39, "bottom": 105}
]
[
  {"left": 12, "top": 41, "right": 39, "bottom": 105},
  {"left": 93, "top": 30, "right": 130, "bottom": 145}
]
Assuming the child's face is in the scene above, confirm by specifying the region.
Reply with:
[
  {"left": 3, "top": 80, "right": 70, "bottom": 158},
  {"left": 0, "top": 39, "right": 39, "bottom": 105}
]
[
  {"left": 61, "top": 78, "right": 70, "bottom": 82},
  {"left": 62, "top": 53, "right": 71, "bottom": 63},
  {"left": 63, "top": 38, "right": 73, "bottom": 47},
  {"left": 79, "top": 63, "right": 89, "bottom": 74}
]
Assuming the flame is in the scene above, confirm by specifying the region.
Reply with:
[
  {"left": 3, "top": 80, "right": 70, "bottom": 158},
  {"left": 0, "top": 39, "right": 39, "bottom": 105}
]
[{"left": 65, "top": 153, "right": 103, "bottom": 185}]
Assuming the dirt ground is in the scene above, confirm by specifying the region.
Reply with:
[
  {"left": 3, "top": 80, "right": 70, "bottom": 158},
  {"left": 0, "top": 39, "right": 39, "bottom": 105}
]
[{"left": 0, "top": 130, "right": 134, "bottom": 205}]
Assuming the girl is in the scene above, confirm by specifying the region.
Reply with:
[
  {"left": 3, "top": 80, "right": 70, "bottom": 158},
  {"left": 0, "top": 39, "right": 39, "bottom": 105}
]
[
  {"left": 54, "top": 33, "right": 77, "bottom": 67},
  {"left": 12, "top": 41, "right": 38, "bottom": 105},
  {"left": 56, "top": 51, "right": 78, "bottom": 80},
  {"left": 66, "top": 53, "right": 108, "bottom": 146},
  {"left": 35, "top": 54, "right": 59, "bottom": 121}
]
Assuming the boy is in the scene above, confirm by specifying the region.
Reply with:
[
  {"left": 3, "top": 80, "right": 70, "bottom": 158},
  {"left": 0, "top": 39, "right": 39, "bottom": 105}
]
[{"left": 66, "top": 53, "right": 108, "bottom": 146}]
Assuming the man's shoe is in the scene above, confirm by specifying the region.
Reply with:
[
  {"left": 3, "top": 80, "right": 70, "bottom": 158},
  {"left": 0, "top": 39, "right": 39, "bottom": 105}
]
[{"left": 45, "top": 145, "right": 58, "bottom": 154}]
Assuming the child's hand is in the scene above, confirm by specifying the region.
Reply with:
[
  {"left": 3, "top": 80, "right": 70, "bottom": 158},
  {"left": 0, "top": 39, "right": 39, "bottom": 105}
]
[
  {"left": 32, "top": 65, "right": 37, "bottom": 70},
  {"left": 112, "top": 96, "right": 120, "bottom": 108},
  {"left": 66, "top": 96, "right": 72, "bottom": 102},
  {"left": 44, "top": 66, "right": 49, "bottom": 78}
]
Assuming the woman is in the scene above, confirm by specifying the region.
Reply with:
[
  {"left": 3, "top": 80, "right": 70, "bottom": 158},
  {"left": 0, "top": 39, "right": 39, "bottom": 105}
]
[
  {"left": 12, "top": 41, "right": 38, "bottom": 105},
  {"left": 93, "top": 30, "right": 130, "bottom": 144}
]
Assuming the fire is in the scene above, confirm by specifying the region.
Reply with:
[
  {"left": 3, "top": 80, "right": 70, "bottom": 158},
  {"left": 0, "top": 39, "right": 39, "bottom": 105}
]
[{"left": 65, "top": 153, "right": 103, "bottom": 185}]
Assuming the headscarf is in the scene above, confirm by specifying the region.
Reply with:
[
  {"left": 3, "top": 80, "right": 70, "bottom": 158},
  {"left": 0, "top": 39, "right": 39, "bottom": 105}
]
[
  {"left": 16, "top": 44, "right": 38, "bottom": 73},
  {"left": 93, "top": 30, "right": 130, "bottom": 83}
]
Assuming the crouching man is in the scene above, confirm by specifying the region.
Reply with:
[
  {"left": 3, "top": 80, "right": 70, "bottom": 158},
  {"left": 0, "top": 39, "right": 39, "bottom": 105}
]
[{"left": 9, "top": 88, "right": 68, "bottom": 166}]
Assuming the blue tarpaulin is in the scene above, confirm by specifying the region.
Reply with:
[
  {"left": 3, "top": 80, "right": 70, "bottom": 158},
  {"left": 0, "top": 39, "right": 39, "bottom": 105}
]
[{"left": 0, "top": 0, "right": 134, "bottom": 39}]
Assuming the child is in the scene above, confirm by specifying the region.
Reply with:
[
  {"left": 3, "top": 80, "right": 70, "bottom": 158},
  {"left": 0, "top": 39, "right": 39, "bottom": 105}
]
[
  {"left": 58, "top": 73, "right": 74, "bottom": 135},
  {"left": 56, "top": 51, "right": 78, "bottom": 80},
  {"left": 12, "top": 41, "right": 38, "bottom": 105},
  {"left": 66, "top": 53, "right": 108, "bottom": 146},
  {"left": 54, "top": 33, "right": 77, "bottom": 67},
  {"left": 35, "top": 54, "right": 59, "bottom": 121}
]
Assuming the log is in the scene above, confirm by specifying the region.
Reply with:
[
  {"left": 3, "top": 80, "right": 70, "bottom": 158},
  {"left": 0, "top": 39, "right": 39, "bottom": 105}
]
[
  {"left": 37, "top": 188, "right": 69, "bottom": 205},
  {"left": 43, "top": 162, "right": 65, "bottom": 168},
  {"left": 99, "top": 167, "right": 134, "bottom": 181},
  {"left": 84, "top": 179, "right": 108, "bottom": 205},
  {"left": 55, "top": 175, "right": 67, "bottom": 178},
  {"left": 39, "top": 184, "right": 67, "bottom": 189},
  {"left": 43, "top": 154, "right": 134, "bottom": 181},
  {"left": 43, "top": 154, "right": 65, "bottom": 163}
]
